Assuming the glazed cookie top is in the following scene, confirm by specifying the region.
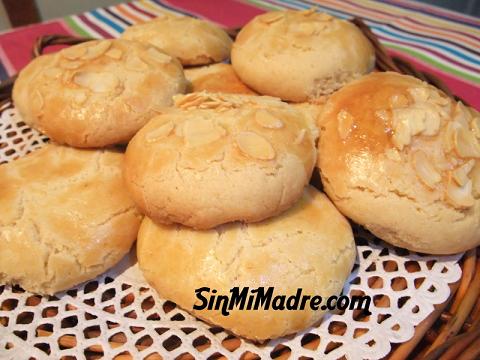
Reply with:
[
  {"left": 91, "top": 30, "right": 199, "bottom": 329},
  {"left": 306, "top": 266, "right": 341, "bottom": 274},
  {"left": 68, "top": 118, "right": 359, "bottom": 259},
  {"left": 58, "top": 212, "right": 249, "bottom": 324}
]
[
  {"left": 121, "top": 15, "right": 233, "bottom": 65},
  {"left": 231, "top": 9, "right": 375, "bottom": 102},
  {"left": 13, "top": 39, "right": 187, "bottom": 148},
  {"left": 318, "top": 72, "right": 480, "bottom": 254},
  {"left": 124, "top": 92, "right": 317, "bottom": 229}
]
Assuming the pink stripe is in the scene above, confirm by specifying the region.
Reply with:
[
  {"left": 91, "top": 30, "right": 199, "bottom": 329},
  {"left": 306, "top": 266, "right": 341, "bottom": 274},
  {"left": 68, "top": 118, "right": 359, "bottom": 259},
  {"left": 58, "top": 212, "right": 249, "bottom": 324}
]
[
  {"left": 0, "top": 19, "right": 76, "bottom": 73},
  {"left": 163, "top": 0, "right": 265, "bottom": 27},
  {"left": 0, "top": 45, "right": 15, "bottom": 75},
  {"left": 388, "top": 48, "right": 480, "bottom": 111}
]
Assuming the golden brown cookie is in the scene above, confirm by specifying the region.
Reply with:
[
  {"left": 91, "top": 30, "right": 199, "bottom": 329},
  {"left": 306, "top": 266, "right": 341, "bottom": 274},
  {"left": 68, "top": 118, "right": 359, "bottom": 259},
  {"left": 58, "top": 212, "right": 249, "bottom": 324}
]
[
  {"left": 0, "top": 144, "right": 142, "bottom": 294},
  {"left": 137, "top": 186, "right": 355, "bottom": 341},
  {"left": 231, "top": 9, "right": 375, "bottom": 102},
  {"left": 13, "top": 39, "right": 187, "bottom": 148},
  {"left": 318, "top": 72, "right": 480, "bottom": 254},
  {"left": 122, "top": 15, "right": 232, "bottom": 66},
  {"left": 184, "top": 63, "right": 257, "bottom": 95},
  {"left": 124, "top": 92, "right": 317, "bottom": 229}
]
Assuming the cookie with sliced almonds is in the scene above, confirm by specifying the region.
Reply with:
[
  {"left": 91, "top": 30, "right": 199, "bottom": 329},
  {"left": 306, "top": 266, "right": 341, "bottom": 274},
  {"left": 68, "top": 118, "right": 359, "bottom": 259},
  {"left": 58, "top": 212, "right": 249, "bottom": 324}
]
[
  {"left": 13, "top": 39, "right": 187, "bottom": 148},
  {"left": 124, "top": 92, "right": 316, "bottom": 229},
  {"left": 317, "top": 71, "right": 480, "bottom": 254}
]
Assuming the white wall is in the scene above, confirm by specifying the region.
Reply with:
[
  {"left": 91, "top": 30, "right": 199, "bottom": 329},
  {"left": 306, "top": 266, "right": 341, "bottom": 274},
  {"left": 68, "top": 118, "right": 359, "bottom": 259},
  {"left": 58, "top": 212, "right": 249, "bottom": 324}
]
[{"left": 36, "top": 0, "right": 124, "bottom": 21}]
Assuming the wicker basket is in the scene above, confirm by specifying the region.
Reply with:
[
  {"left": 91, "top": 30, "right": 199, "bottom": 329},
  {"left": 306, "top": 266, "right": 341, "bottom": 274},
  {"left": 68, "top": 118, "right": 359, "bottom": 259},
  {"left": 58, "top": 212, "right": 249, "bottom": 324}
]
[{"left": 0, "top": 18, "right": 479, "bottom": 360}]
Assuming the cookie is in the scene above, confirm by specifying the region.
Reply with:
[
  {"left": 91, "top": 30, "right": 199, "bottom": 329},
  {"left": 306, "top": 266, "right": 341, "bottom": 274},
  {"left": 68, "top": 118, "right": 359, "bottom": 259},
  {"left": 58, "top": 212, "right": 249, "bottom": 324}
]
[
  {"left": 13, "top": 39, "right": 187, "bottom": 148},
  {"left": 124, "top": 92, "right": 317, "bottom": 229},
  {"left": 137, "top": 186, "right": 355, "bottom": 340},
  {"left": 184, "top": 63, "right": 257, "bottom": 95},
  {"left": 0, "top": 144, "right": 142, "bottom": 294},
  {"left": 122, "top": 15, "right": 232, "bottom": 66},
  {"left": 318, "top": 72, "right": 480, "bottom": 254},
  {"left": 231, "top": 9, "right": 375, "bottom": 102}
]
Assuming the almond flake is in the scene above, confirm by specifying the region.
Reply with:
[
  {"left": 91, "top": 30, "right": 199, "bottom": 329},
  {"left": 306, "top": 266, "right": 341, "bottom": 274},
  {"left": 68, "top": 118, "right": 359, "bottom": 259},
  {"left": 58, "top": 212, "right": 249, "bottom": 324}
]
[
  {"left": 44, "top": 67, "right": 62, "bottom": 79},
  {"left": 412, "top": 150, "right": 441, "bottom": 189},
  {"left": 446, "top": 178, "right": 475, "bottom": 208},
  {"left": 62, "top": 45, "right": 87, "bottom": 60},
  {"left": 60, "top": 61, "right": 83, "bottom": 70},
  {"left": 32, "top": 90, "right": 44, "bottom": 113},
  {"left": 106, "top": 48, "right": 123, "bottom": 60},
  {"left": 146, "top": 121, "right": 175, "bottom": 143},
  {"left": 73, "top": 71, "right": 119, "bottom": 93},
  {"left": 255, "top": 110, "right": 284, "bottom": 129},
  {"left": 235, "top": 131, "right": 275, "bottom": 160},
  {"left": 408, "top": 87, "right": 429, "bottom": 103},
  {"left": 125, "top": 56, "right": 150, "bottom": 72},
  {"left": 294, "top": 129, "right": 306, "bottom": 145},
  {"left": 82, "top": 41, "right": 111, "bottom": 60},
  {"left": 337, "top": 109, "right": 354, "bottom": 140},
  {"left": 452, "top": 160, "right": 475, "bottom": 187},
  {"left": 453, "top": 125, "right": 480, "bottom": 158},
  {"left": 183, "top": 119, "right": 225, "bottom": 147},
  {"left": 389, "top": 94, "right": 409, "bottom": 108},
  {"left": 145, "top": 47, "right": 172, "bottom": 64}
]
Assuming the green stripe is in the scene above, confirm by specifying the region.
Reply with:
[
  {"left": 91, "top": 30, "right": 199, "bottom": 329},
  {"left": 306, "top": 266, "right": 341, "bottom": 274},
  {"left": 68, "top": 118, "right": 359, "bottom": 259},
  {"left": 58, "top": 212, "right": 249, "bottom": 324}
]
[
  {"left": 64, "top": 16, "right": 92, "bottom": 37},
  {"left": 385, "top": 42, "right": 480, "bottom": 84},
  {"left": 241, "top": 0, "right": 282, "bottom": 11}
]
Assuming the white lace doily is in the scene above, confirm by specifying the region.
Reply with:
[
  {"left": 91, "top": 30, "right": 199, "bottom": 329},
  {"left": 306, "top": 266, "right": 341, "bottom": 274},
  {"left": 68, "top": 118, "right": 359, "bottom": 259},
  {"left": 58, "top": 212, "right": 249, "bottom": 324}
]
[{"left": 0, "top": 104, "right": 463, "bottom": 359}]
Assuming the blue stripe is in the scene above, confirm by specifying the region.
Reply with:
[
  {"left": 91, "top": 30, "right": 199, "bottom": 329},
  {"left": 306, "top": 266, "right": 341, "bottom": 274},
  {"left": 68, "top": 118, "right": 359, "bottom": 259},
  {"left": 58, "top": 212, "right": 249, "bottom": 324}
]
[
  {"left": 90, "top": 9, "right": 125, "bottom": 33},
  {"left": 260, "top": 0, "right": 480, "bottom": 68},
  {"left": 370, "top": 25, "right": 480, "bottom": 66}
]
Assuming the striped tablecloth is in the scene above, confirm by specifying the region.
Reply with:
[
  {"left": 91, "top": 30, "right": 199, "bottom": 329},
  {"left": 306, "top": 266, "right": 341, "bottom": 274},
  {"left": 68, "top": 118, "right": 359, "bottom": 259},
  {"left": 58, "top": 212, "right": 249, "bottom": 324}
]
[{"left": 0, "top": 0, "right": 478, "bottom": 109}]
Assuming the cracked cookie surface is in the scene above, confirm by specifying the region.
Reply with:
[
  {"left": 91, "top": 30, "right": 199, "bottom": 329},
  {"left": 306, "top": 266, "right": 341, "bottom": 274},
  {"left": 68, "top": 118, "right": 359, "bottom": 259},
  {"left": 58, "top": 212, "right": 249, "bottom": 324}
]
[
  {"left": 0, "top": 144, "right": 142, "bottom": 294},
  {"left": 318, "top": 72, "right": 480, "bottom": 254},
  {"left": 231, "top": 9, "right": 375, "bottom": 102},
  {"left": 137, "top": 186, "right": 355, "bottom": 340},
  {"left": 121, "top": 15, "right": 232, "bottom": 66},
  {"left": 124, "top": 92, "right": 317, "bottom": 229},
  {"left": 12, "top": 39, "right": 187, "bottom": 148}
]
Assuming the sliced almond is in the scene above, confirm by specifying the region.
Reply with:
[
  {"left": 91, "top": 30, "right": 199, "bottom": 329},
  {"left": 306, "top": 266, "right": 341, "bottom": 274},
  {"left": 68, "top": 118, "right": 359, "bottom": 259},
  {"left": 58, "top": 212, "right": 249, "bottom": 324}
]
[
  {"left": 73, "top": 71, "right": 119, "bottom": 93},
  {"left": 446, "top": 178, "right": 475, "bottom": 208},
  {"left": 44, "top": 67, "right": 62, "bottom": 79},
  {"left": 293, "top": 22, "right": 317, "bottom": 36},
  {"left": 471, "top": 162, "right": 480, "bottom": 197},
  {"left": 412, "top": 150, "right": 441, "bottom": 189},
  {"left": 32, "top": 90, "right": 44, "bottom": 113},
  {"left": 255, "top": 110, "right": 283, "bottom": 129},
  {"left": 301, "top": 8, "right": 317, "bottom": 16},
  {"left": 183, "top": 119, "right": 226, "bottom": 147},
  {"left": 422, "top": 106, "right": 441, "bottom": 136},
  {"left": 471, "top": 116, "right": 480, "bottom": 139},
  {"left": 294, "top": 129, "right": 306, "bottom": 145},
  {"left": 125, "top": 56, "right": 150, "bottom": 72},
  {"left": 145, "top": 47, "right": 172, "bottom": 64},
  {"left": 106, "top": 48, "right": 123, "bottom": 60},
  {"left": 235, "top": 132, "right": 275, "bottom": 160},
  {"left": 452, "top": 160, "right": 475, "bottom": 187},
  {"left": 337, "top": 109, "right": 354, "bottom": 140},
  {"left": 392, "top": 119, "right": 411, "bottom": 150},
  {"left": 389, "top": 94, "right": 409, "bottom": 108},
  {"left": 146, "top": 121, "right": 174, "bottom": 143},
  {"left": 453, "top": 125, "right": 480, "bottom": 158},
  {"left": 60, "top": 60, "right": 83, "bottom": 70},
  {"left": 408, "top": 87, "right": 430, "bottom": 103},
  {"left": 62, "top": 45, "right": 87, "bottom": 60},
  {"left": 82, "top": 41, "right": 111, "bottom": 60}
]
